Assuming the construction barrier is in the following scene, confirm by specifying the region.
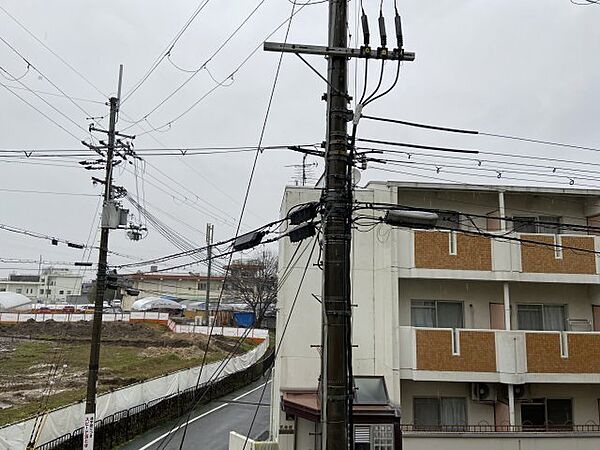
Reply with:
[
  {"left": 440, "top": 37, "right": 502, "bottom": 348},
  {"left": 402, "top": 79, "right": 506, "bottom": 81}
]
[{"left": 0, "top": 338, "right": 270, "bottom": 449}]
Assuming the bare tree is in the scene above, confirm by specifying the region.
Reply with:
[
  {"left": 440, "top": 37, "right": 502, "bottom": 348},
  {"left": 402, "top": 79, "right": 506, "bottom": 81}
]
[{"left": 228, "top": 250, "right": 277, "bottom": 328}]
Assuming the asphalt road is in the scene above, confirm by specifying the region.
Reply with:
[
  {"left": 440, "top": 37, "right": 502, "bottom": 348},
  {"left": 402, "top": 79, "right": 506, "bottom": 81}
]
[{"left": 119, "top": 379, "right": 272, "bottom": 450}]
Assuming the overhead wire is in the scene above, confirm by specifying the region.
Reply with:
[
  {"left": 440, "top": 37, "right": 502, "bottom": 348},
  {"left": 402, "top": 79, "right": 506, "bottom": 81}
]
[
  {"left": 360, "top": 114, "right": 600, "bottom": 154},
  {"left": 0, "top": 82, "right": 104, "bottom": 104},
  {"left": 121, "top": 0, "right": 269, "bottom": 129},
  {"left": 154, "top": 228, "right": 317, "bottom": 450},
  {"left": 120, "top": 0, "right": 214, "bottom": 105},
  {"left": 0, "top": 83, "right": 82, "bottom": 141},
  {"left": 0, "top": 35, "right": 102, "bottom": 132},
  {"left": 173, "top": 4, "right": 299, "bottom": 447},
  {"left": 121, "top": 2, "right": 309, "bottom": 135},
  {"left": 0, "top": 4, "right": 108, "bottom": 99}
]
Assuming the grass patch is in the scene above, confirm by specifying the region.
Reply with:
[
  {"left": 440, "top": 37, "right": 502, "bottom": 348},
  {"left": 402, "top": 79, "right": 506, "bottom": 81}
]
[{"left": 0, "top": 338, "right": 243, "bottom": 427}]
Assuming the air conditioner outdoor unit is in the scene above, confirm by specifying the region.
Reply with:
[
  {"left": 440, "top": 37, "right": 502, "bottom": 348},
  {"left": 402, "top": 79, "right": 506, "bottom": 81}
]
[
  {"left": 513, "top": 384, "right": 527, "bottom": 399},
  {"left": 471, "top": 383, "right": 496, "bottom": 402}
]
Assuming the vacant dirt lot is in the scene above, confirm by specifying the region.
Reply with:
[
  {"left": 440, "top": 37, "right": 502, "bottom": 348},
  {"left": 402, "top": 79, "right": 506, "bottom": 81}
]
[{"left": 0, "top": 321, "right": 252, "bottom": 426}]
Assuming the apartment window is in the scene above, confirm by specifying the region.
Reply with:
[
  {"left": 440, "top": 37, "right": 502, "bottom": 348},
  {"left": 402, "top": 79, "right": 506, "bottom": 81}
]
[
  {"left": 538, "top": 216, "right": 561, "bottom": 234},
  {"left": 354, "top": 424, "right": 394, "bottom": 450},
  {"left": 521, "top": 399, "right": 572, "bottom": 430},
  {"left": 513, "top": 216, "right": 561, "bottom": 234},
  {"left": 16, "top": 288, "right": 22, "bottom": 294},
  {"left": 67, "top": 290, "right": 72, "bottom": 295},
  {"left": 0, "top": 288, "right": 5, "bottom": 292},
  {"left": 517, "top": 304, "right": 566, "bottom": 331},
  {"left": 411, "top": 300, "right": 464, "bottom": 328},
  {"left": 59, "top": 290, "right": 64, "bottom": 295},
  {"left": 414, "top": 397, "right": 467, "bottom": 430},
  {"left": 39, "top": 289, "right": 44, "bottom": 295},
  {"left": 199, "top": 282, "right": 207, "bottom": 290}
]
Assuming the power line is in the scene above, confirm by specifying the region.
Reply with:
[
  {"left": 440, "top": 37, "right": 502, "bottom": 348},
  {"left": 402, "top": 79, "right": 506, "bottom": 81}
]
[
  {"left": 369, "top": 155, "right": 600, "bottom": 186},
  {"left": 0, "top": 35, "right": 100, "bottom": 132},
  {"left": 174, "top": 10, "right": 298, "bottom": 443},
  {"left": 0, "top": 4, "right": 108, "bottom": 99},
  {"left": 357, "top": 203, "right": 600, "bottom": 256},
  {"left": 121, "top": 3, "right": 309, "bottom": 135},
  {"left": 0, "top": 187, "right": 98, "bottom": 196},
  {"left": 357, "top": 137, "right": 479, "bottom": 154},
  {"left": 0, "top": 83, "right": 104, "bottom": 104},
  {"left": 120, "top": 0, "right": 269, "bottom": 129},
  {"left": 361, "top": 114, "right": 600, "bottom": 154},
  {"left": 0, "top": 83, "right": 82, "bottom": 141},
  {"left": 0, "top": 144, "right": 315, "bottom": 158},
  {"left": 368, "top": 160, "right": 600, "bottom": 190},
  {"left": 120, "top": 0, "right": 214, "bottom": 105}
]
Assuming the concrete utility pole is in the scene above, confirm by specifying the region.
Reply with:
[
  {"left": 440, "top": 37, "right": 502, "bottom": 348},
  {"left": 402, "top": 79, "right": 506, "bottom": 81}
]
[
  {"left": 204, "top": 223, "right": 214, "bottom": 326},
  {"left": 82, "top": 95, "right": 118, "bottom": 449}
]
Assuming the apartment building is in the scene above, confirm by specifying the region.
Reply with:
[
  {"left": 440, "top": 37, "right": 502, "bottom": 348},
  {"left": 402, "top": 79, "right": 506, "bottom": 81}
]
[
  {"left": 120, "top": 272, "right": 229, "bottom": 310},
  {"left": 0, "top": 268, "right": 83, "bottom": 303},
  {"left": 266, "top": 182, "right": 600, "bottom": 450}
]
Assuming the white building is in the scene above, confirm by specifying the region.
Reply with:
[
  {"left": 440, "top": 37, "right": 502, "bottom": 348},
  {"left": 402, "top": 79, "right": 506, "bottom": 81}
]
[
  {"left": 263, "top": 182, "right": 600, "bottom": 450},
  {"left": 0, "top": 268, "right": 83, "bottom": 303}
]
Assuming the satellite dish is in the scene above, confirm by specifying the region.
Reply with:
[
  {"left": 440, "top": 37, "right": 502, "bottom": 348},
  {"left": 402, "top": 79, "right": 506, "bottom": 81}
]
[{"left": 352, "top": 168, "right": 361, "bottom": 186}]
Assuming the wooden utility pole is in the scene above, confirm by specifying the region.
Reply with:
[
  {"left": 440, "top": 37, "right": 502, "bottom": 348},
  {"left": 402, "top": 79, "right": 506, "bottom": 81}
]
[
  {"left": 264, "top": 4, "right": 414, "bottom": 447},
  {"left": 204, "top": 223, "right": 214, "bottom": 326},
  {"left": 82, "top": 95, "right": 118, "bottom": 450}
]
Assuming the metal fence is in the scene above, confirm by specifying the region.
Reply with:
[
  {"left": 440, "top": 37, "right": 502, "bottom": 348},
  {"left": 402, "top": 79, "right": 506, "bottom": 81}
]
[
  {"left": 400, "top": 423, "right": 600, "bottom": 433},
  {"left": 35, "top": 349, "right": 274, "bottom": 450}
]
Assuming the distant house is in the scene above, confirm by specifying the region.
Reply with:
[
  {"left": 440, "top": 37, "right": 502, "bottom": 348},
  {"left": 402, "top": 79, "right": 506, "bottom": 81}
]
[
  {"left": 120, "top": 272, "right": 231, "bottom": 311},
  {"left": 0, "top": 268, "right": 83, "bottom": 303}
]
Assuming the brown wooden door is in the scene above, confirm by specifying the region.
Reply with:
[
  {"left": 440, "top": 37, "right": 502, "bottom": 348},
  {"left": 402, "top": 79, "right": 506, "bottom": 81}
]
[{"left": 490, "top": 303, "right": 505, "bottom": 330}]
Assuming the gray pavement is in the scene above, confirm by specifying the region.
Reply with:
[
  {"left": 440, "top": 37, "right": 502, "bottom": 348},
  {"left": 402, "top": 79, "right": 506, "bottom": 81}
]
[{"left": 119, "top": 379, "right": 271, "bottom": 450}]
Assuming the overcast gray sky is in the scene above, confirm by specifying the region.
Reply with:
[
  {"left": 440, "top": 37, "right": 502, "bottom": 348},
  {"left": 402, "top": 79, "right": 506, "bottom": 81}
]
[{"left": 0, "top": 0, "right": 599, "bottom": 278}]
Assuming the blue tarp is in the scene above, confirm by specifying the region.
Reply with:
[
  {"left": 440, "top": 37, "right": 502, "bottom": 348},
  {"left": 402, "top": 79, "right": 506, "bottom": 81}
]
[{"left": 233, "top": 311, "right": 255, "bottom": 328}]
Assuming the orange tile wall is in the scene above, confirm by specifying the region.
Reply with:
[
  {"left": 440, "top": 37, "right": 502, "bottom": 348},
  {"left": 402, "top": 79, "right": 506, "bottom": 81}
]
[
  {"left": 416, "top": 329, "right": 497, "bottom": 372},
  {"left": 414, "top": 231, "right": 492, "bottom": 271},
  {"left": 520, "top": 234, "right": 596, "bottom": 274},
  {"left": 526, "top": 333, "right": 600, "bottom": 373}
]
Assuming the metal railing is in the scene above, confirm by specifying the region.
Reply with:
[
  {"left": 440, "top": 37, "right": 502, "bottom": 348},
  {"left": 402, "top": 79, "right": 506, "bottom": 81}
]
[{"left": 400, "top": 423, "right": 600, "bottom": 433}]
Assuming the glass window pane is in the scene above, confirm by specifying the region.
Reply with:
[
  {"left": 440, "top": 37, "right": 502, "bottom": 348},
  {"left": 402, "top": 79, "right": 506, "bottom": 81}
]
[
  {"left": 437, "top": 302, "right": 463, "bottom": 328},
  {"left": 518, "top": 305, "right": 543, "bottom": 330},
  {"left": 513, "top": 216, "right": 537, "bottom": 233},
  {"left": 547, "top": 399, "right": 573, "bottom": 429},
  {"left": 354, "top": 377, "right": 389, "bottom": 404},
  {"left": 414, "top": 398, "right": 440, "bottom": 428},
  {"left": 543, "top": 305, "right": 566, "bottom": 331},
  {"left": 411, "top": 301, "right": 435, "bottom": 327},
  {"left": 538, "top": 216, "right": 561, "bottom": 234},
  {"left": 441, "top": 397, "right": 467, "bottom": 427}
]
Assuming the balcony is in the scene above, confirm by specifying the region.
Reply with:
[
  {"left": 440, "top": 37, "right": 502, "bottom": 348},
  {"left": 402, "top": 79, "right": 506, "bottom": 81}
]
[
  {"left": 398, "top": 327, "right": 600, "bottom": 383},
  {"left": 395, "top": 230, "right": 600, "bottom": 282}
]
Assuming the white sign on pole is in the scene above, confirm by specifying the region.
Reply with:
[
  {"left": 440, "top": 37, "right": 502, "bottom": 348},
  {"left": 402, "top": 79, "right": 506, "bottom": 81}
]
[{"left": 83, "top": 413, "right": 95, "bottom": 449}]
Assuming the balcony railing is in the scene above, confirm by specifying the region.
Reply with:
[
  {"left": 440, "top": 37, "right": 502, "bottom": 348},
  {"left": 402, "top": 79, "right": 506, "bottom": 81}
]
[
  {"left": 399, "top": 423, "right": 600, "bottom": 433},
  {"left": 398, "top": 230, "right": 600, "bottom": 278},
  {"left": 398, "top": 326, "right": 600, "bottom": 381}
]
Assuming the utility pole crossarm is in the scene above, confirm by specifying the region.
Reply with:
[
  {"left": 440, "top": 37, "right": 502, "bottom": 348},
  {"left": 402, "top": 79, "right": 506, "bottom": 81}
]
[{"left": 263, "top": 42, "right": 415, "bottom": 61}]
